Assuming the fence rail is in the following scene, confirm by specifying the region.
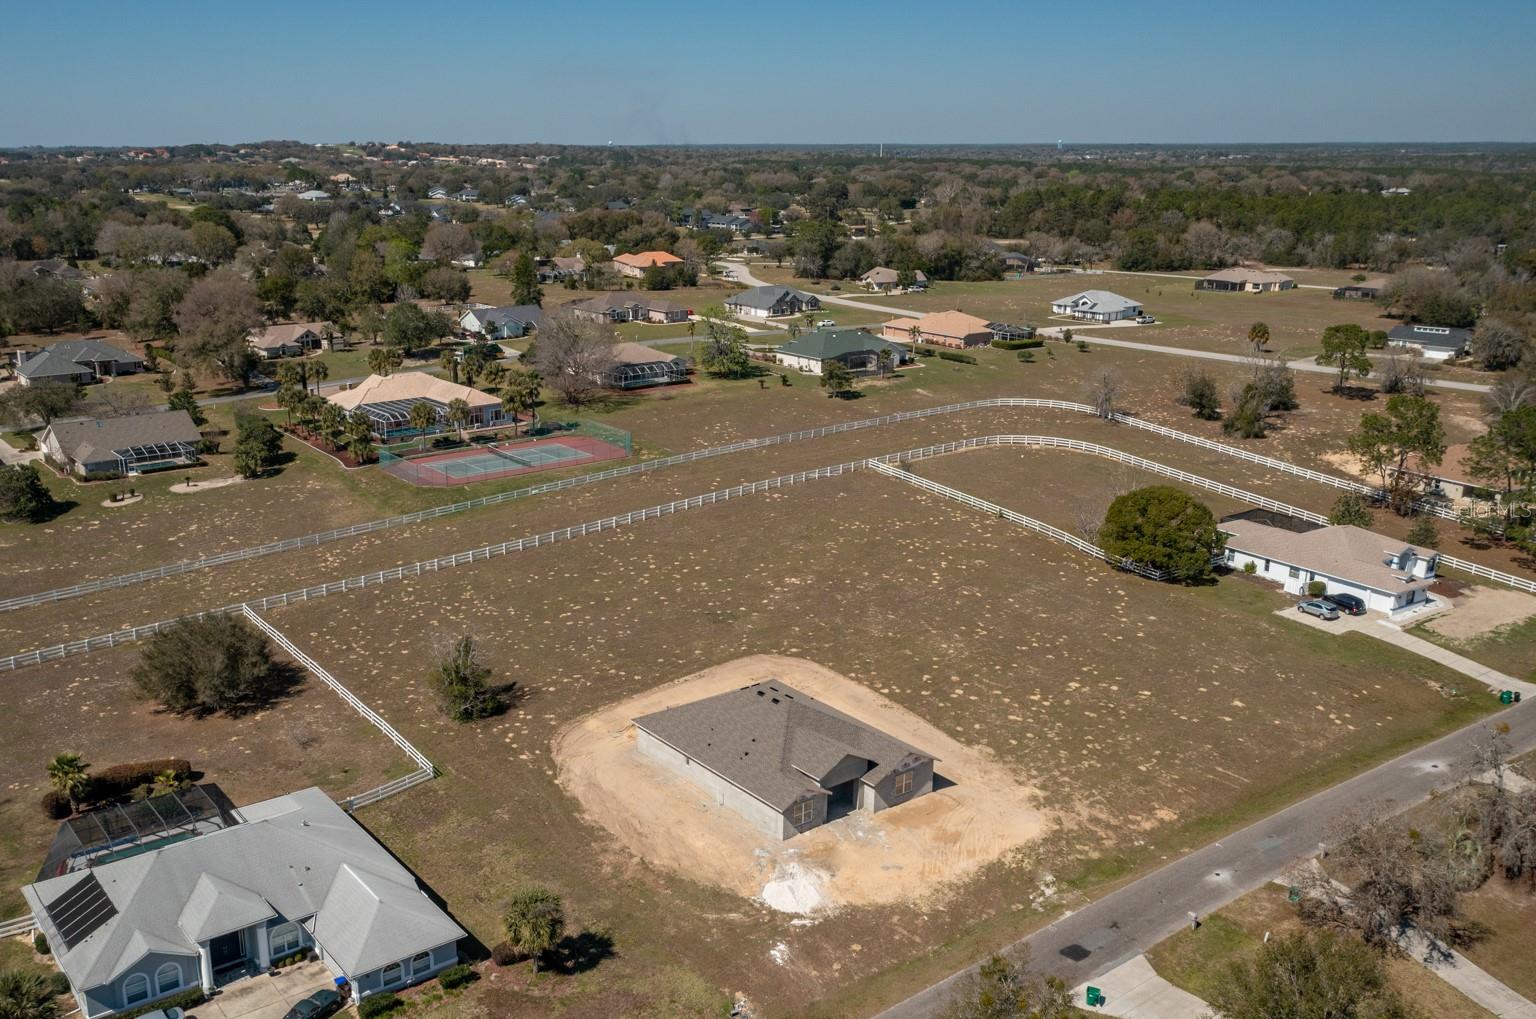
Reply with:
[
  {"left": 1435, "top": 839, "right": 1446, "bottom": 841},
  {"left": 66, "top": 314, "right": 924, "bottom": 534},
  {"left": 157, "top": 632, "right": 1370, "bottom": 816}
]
[
  {"left": 4, "top": 432, "right": 1531, "bottom": 673},
  {"left": 5, "top": 396, "right": 1474, "bottom": 615},
  {"left": 0, "top": 915, "right": 34, "bottom": 938}
]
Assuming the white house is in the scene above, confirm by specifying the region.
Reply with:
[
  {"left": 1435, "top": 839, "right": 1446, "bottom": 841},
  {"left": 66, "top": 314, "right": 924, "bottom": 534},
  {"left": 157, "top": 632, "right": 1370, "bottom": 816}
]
[
  {"left": 1050, "top": 290, "right": 1142, "bottom": 323},
  {"left": 1387, "top": 324, "right": 1471, "bottom": 361},
  {"left": 1219, "top": 514, "right": 1438, "bottom": 616}
]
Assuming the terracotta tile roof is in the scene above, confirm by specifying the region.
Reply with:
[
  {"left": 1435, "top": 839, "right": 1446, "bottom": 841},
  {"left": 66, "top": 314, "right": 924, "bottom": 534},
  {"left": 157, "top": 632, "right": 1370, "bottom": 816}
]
[
  {"left": 884, "top": 310, "right": 991, "bottom": 339},
  {"left": 613, "top": 250, "right": 683, "bottom": 270}
]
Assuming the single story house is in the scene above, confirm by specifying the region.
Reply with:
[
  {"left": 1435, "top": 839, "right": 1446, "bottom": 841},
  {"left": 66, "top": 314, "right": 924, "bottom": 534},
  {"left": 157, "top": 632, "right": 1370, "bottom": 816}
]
[
  {"left": 1387, "top": 323, "right": 1471, "bottom": 361},
  {"left": 30, "top": 258, "right": 88, "bottom": 281},
  {"left": 247, "top": 322, "right": 333, "bottom": 359},
  {"left": 1049, "top": 290, "right": 1143, "bottom": 323},
  {"left": 1219, "top": 512, "right": 1438, "bottom": 616},
  {"left": 881, "top": 309, "right": 995, "bottom": 348},
  {"left": 426, "top": 186, "right": 448, "bottom": 199},
  {"left": 723, "top": 285, "right": 820, "bottom": 320},
  {"left": 1396, "top": 444, "right": 1496, "bottom": 505},
  {"left": 632, "top": 680, "right": 936, "bottom": 840},
  {"left": 327, "top": 372, "right": 505, "bottom": 438},
  {"left": 458, "top": 304, "right": 543, "bottom": 339},
  {"left": 566, "top": 293, "right": 690, "bottom": 325},
  {"left": 15, "top": 340, "right": 144, "bottom": 386},
  {"left": 859, "top": 267, "right": 928, "bottom": 292},
  {"left": 775, "top": 329, "right": 910, "bottom": 375},
  {"left": 296, "top": 190, "right": 330, "bottom": 203},
  {"left": 998, "top": 251, "right": 1037, "bottom": 274},
  {"left": 22, "top": 787, "right": 464, "bottom": 1018},
  {"left": 537, "top": 255, "right": 586, "bottom": 283},
  {"left": 1333, "top": 279, "right": 1388, "bottom": 300},
  {"left": 452, "top": 188, "right": 479, "bottom": 202},
  {"left": 613, "top": 250, "right": 684, "bottom": 279},
  {"left": 1196, "top": 268, "right": 1296, "bottom": 293},
  {"left": 605, "top": 342, "right": 688, "bottom": 389},
  {"left": 450, "top": 253, "right": 483, "bottom": 269},
  {"left": 41, "top": 409, "right": 202, "bottom": 477}
]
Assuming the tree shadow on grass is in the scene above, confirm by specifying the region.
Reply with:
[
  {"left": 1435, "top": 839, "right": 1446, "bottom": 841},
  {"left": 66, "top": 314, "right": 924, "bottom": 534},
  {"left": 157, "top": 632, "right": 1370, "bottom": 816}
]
[{"left": 550, "top": 930, "right": 616, "bottom": 975}]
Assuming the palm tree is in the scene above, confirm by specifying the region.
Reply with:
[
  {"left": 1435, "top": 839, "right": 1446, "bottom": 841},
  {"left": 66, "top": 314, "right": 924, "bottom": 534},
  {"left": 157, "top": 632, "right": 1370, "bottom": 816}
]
[
  {"left": 445, "top": 397, "right": 473, "bottom": 442},
  {"left": 501, "top": 369, "right": 542, "bottom": 436},
  {"left": 318, "top": 403, "right": 347, "bottom": 444},
  {"left": 152, "top": 768, "right": 187, "bottom": 796},
  {"left": 480, "top": 361, "right": 507, "bottom": 391},
  {"left": 46, "top": 753, "right": 90, "bottom": 813},
  {"left": 407, "top": 401, "right": 437, "bottom": 449},
  {"left": 0, "top": 969, "right": 59, "bottom": 1019},
  {"left": 786, "top": 322, "right": 801, "bottom": 341},
  {"left": 908, "top": 324, "right": 923, "bottom": 349},
  {"left": 503, "top": 886, "right": 565, "bottom": 973},
  {"left": 1248, "top": 321, "right": 1270, "bottom": 353},
  {"left": 307, "top": 358, "right": 329, "bottom": 394},
  {"left": 875, "top": 347, "right": 894, "bottom": 378},
  {"left": 367, "top": 347, "right": 394, "bottom": 377},
  {"left": 440, "top": 349, "right": 459, "bottom": 385}
]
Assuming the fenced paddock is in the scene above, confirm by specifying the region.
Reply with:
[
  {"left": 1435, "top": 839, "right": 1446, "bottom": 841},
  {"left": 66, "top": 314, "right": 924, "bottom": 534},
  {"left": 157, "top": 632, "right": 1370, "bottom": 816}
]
[{"left": 380, "top": 433, "right": 627, "bottom": 486}]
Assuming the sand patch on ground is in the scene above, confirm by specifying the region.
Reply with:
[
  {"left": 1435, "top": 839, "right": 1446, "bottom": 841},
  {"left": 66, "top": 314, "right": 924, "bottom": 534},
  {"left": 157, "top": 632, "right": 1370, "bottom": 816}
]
[
  {"left": 554, "top": 654, "right": 1050, "bottom": 913},
  {"left": 1424, "top": 585, "right": 1536, "bottom": 640},
  {"left": 1319, "top": 450, "right": 1370, "bottom": 480}
]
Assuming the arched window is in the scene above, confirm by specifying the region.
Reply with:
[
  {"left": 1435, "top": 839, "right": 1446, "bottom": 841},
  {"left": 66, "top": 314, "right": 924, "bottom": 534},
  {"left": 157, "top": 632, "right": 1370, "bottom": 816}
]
[
  {"left": 411, "top": 951, "right": 432, "bottom": 978},
  {"left": 123, "top": 973, "right": 151, "bottom": 1006},
  {"left": 381, "top": 961, "right": 403, "bottom": 986},
  {"left": 155, "top": 962, "right": 181, "bottom": 995},
  {"left": 270, "top": 921, "right": 302, "bottom": 957}
]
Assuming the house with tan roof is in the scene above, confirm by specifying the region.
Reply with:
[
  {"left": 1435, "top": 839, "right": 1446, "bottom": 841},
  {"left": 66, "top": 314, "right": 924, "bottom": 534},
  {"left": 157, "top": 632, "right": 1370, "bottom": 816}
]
[
  {"left": 326, "top": 372, "right": 504, "bottom": 438},
  {"left": 612, "top": 250, "right": 683, "bottom": 279},
  {"left": 632, "top": 680, "right": 935, "bottom": 840},
  {"left": 881, "top": 310, "right": 995, "bottom": 348},
  {"left": 247, "top": 322, "right": 334, "bottom": 359},
  {"left": 566, "top": 292, "right": 690, "bottom": 325},
  {"left": 605, "top": 343, "right": 688, "bottom": 389},
  {"left": 1218, "top": 511, "right": 1439, "bottom": 616},
  {"left": 1197, "top": 268, "right": 1296, "bottom": 293},
  {"left": 859, "top": 266, "right": 927, "bottom": 293}
]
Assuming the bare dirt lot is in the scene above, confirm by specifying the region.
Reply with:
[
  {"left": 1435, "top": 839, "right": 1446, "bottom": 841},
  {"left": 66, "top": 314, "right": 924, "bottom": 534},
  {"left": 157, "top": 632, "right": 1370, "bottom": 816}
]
[
  {"left": 555, "top": 655, "right": 1049, "bottom": 913},
  {"left": 1422, "top": 586, "right": 1536, "bottom": 640}
]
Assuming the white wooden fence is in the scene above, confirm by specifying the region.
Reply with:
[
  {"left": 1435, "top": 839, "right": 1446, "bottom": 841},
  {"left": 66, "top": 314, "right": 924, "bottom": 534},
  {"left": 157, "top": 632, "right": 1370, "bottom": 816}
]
[{"left": 0, "top": 915, "right": 34, "bottom": 938}]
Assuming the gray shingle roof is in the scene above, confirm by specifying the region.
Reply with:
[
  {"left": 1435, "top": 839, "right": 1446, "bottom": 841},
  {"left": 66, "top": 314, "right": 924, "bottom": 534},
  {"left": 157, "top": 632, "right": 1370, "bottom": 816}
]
[
  {"left": 22, "top": 788, "right": 464, "bottom": 991},
  {"left": 1051, "top": 290, "right": 1140, "bottom": 314},
  {"left": 15, "top": 340, "right": 143, "bottom": 381},
  {"left": 44, "top": 410, "right": 202, "bottom": 466},
  {"left": 1387, "top": 324, "right": 1471, "bottom": 352},
  {"left": 725, "top": 285, "right": 817, "bottom": 311},
  {"left": 776, "top": 329, "right": 905, "bottom": 362},
  {"left": 632, "top": 681, "right": 934, "bottom": 810},
  {"left": 474, "top": 304, "right": 544, "bottom": 330}
]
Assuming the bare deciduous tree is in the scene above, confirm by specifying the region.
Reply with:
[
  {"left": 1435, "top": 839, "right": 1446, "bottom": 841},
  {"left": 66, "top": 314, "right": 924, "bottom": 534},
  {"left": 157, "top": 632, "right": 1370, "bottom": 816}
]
[
  {"left": 1086, "top": 367, "right": 1121, "bottom": 419},
  {"left": 530, "top": 311, "right": 618, "bottom": 406}
]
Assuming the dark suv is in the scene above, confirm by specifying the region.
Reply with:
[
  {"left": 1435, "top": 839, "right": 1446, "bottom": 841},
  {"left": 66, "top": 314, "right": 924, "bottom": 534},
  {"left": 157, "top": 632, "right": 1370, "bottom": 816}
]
[{"left": 1322, "top": 592, "right": 1366, "bottom": 616}]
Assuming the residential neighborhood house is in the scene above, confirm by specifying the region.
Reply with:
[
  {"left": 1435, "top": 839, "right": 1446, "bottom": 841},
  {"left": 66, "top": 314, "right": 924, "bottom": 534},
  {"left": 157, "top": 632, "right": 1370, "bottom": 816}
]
[
  {"left": 41, "top": 409, "right": 202, "bottom": 478},
  {"left": 881, "top": 310, "right": 996, "bottom": 348},
  {"left": 1196, "top": 268, "right": 1297, "bottom": 293},
  {"left": 1387, "top": 323, "right": 1471, "bottom": 360},
  {"left": 1396, "top": 444, "right": 1496, "bottom": 505},
  {"left": 1219, "top": 511, "right": 1438, "bottom": 616},
  {"left": 723, "top": 285, "right": 821, "bottom": 320},
  {"left": 612, "top": 250, "right": 684, "bottom": 279},
  {"left": 15, "top": 339, "right": 144, "bottom": 386},
  {"left": 537, "top": 255, "right": 587, "bottom": 283},
  {"left": 458, "top": 304, "right": 544, "bottom": 340},
  {"left": 247, "top": 322, "right": 334, "bottom": 359},
  {"left": 774, "top": 329, "right": 910, "bottom": 376},
  {"left": 632, "top": 680, "right": 936, "bottom": 840},
  {"left": 22, "top": 787, "right": 464, "bottom": 1018},
  {"left": 326, "top": 372, "right": 505, "bottom": 439},
  {"left": 566, "top": 293, "right": 691, "bottom": 325},
  {"left": 604, "top": 343, "right": 688, "bottom": 389},
  {"left": 1049, "top": 290, "right": 1144, "bottom": 323},
  {"left": 1333, "top": 278, "right": 1388, "bottom": 300},
  {"left": 858, "top": 267, "right": 928, "bottom": 293}
]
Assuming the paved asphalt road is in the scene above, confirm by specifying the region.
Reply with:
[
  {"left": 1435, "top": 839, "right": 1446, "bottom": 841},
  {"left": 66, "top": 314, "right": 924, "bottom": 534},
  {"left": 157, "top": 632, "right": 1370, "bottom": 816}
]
[
  {"left": 720, "top": 260, "right": 1493, "bottom": 395},
  {"left": 876, "top": 696, "right": 1536, "bottom": 1017}
]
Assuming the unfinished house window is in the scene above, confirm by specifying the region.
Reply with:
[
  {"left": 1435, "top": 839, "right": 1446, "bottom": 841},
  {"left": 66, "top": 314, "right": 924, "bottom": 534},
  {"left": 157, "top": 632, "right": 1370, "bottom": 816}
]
[
  {"left": 791, "top": 800, "right": 815, "bottom": 827},
  {"left": 894, "top": 771, "right": 914, "bottom": 796}
]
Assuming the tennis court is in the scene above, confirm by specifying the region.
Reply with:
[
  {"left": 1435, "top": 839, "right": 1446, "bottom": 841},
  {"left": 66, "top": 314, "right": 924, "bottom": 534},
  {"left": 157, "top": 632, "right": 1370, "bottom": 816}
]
[{"left": 380, "top": 434, "right": 628, "bottom": 486}]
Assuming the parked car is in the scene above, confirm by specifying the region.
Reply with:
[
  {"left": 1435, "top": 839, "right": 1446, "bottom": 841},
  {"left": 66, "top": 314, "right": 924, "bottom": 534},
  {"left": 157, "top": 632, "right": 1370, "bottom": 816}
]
[
  {"left": 1135, "top": 314, "right": 1156, "bottom": 324},
  {"left": 1297, "top": 599, "right": 1340, "bottom": 620},
  {"left": 815, "top": 319, "right": 836, "bottom": 328},
  {"left": 282, "top": 990, "right": 342, "bottom": 1019},
  {"left": 1322, "top": 592, "right": 1367, "bottom": 616}
]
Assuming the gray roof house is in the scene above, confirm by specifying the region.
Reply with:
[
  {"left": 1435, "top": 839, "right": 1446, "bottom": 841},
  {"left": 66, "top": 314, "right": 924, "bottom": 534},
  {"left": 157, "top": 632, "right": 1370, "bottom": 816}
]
[
  {"left": 1050, "top": 290, "right": 1143, "bottom": 323},
  {"left": 1387, "top": 323, "right": 1472, "bottom": 360},
  {"left": 15, "top": 340, "right": 144, "bottom": 387},
  {"left": 723, "top": 285, "right": 820, "bottom": 319},
  {"left": 21, "top": 787, "right": 464, "bottom": 1018},
  {"left": 40, "top": 410, "right": 202, "bottom": 477},
  {"left": 775, "top": 329, "right": 909, "bottom": 376},
  {"left": 632, "top": 681, "right": 936, "bottom": 840},
  {"left": 458, "top": 304, "right": 544, "bottom": 339}
]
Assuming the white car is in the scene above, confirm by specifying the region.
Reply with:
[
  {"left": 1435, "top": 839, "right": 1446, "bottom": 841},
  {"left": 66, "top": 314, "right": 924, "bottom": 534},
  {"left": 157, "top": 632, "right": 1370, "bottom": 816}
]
[
  {"left": 816, "top": 319, "right": 836, "bottom": 328},
  {"left": 1135, "top": 314, "right": 1156, "bottom": 324}
]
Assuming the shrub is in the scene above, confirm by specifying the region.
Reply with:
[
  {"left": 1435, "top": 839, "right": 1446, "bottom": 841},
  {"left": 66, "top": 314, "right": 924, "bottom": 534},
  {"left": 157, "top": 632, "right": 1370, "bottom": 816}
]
[
  {"left": 1307, "top": 580, "right": 1327, "bottom": 597},
  {"left": 358, "top": 991, "right": 404, "bottom": 1018},
  {"left": 438, "top": 964, "right": 478, "bottom": 990},
  {"left": 39, "top": 791, "right": 71, "bottom": 820},
  {"left": 47, "top": 971, "right": 70, "bottom": 996},
  {"left": 117, "top": 987, "right": 205, "bottom": 1019},
  {"left": 990, "top": 336, "right": 1041, "bottom": 350},
  {"left": 490, "top": 941, "right": 521, "bottom": 966},
  {"left": 430, "top": 636, "right": 508, "bottom": 722},
  {"left": 1075, "top": 340, "right": 1089, "bottom": 352},
  {"left": 937, "top": 349, "right": 977, "bottom": 365},
  {"left": 132, "top": 614, "right": 281, "bottom": 716},
  {"left": 33, "top": 932, "right": 50, "bottom": 956},
  {"left": 1016, "top": 350, "right": 1034, "bottom": 363},
  {"left": 1100, "top": 486, "right": 1224, "bottom": 582},
  {"left": 0, "top": 463, "right": 61, "bottom": 523},
  {"left": 1242, "top": 561, "right": 1257, "bottom": 575},
  {"left": 88, "top": 759, "right": 192, "bottom": 803}
]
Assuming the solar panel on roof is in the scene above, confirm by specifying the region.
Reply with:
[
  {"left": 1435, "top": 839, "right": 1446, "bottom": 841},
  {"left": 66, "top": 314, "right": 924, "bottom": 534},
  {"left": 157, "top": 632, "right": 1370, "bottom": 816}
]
[{"left": 46, "top": 872, "right": 117, "bottom": 949}]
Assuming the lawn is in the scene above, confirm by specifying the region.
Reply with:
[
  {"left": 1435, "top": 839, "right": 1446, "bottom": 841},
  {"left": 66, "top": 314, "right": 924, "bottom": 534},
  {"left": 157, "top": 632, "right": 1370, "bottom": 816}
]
[
  {"left": 1147, "top": 885, "right": 1494, "bottom": 1018},
  {"left": 228, "top": 464, "right": 1493, "bottom": 1018},
  {"left": 0, "top": 642, "right": 412, "bottom": 917}
]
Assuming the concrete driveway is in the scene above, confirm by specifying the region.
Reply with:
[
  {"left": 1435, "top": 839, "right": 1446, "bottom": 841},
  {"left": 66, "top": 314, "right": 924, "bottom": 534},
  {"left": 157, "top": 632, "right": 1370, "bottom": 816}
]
[{"left": 201, "top": 961, "right": 334, "bottom": 1019}]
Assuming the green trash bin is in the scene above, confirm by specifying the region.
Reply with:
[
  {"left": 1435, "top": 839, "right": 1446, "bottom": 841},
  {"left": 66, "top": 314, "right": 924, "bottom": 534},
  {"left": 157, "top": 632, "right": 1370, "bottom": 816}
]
[{"left": 1086, "top": 986, "right": 1105, "bottom": 1007}]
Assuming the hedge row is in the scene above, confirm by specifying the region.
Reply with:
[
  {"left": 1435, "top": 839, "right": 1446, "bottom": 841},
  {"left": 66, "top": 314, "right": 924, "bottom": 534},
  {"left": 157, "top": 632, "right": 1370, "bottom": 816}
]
[
  {"left": 990, "top": 336, "right": 1041, "bottom": 350},
  {"left": 936, "top": 350, "right": 977, "bottom": 364},
  {"left": 117, "top": 988, "right": 206, "bottom": 1019},
  {"left": 359, "top": 991, "right": 404, "bottom": 1018},
  {"left": 90, "top": 759, "right": 193, "bottom": 802}
]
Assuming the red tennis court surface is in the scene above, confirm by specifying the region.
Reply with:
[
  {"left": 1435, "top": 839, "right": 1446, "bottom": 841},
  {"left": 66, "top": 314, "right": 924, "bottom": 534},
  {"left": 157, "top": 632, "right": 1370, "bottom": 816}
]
[{"left": 380, "top": 434, "right": 628, "bottom": 486}]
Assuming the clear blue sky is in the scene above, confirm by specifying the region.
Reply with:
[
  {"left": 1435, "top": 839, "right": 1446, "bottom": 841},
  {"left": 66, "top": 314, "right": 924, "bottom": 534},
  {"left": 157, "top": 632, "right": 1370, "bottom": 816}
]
[{"left": 4, "top": 0, "right": 1533, "bottom": 147}]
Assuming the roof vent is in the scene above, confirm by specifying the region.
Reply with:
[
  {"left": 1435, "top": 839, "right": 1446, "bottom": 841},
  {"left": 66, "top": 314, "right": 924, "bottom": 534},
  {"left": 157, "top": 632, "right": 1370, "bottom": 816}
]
[{"left": 771, "top": 697, "right": 780, "bottom": 704}]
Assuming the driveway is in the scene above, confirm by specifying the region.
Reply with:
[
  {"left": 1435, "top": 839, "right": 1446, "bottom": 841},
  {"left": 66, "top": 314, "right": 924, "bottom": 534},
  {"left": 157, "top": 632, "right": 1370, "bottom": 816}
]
[{"left": 201, "top": 960, "right": 334, "bottom": 1019}]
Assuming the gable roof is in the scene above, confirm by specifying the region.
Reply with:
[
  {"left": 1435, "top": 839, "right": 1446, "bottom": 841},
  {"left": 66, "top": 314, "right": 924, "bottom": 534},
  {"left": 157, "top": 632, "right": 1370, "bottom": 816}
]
[
  {"left": 464, "top": 304, "right": 544, "bottom": 330},
  {"left": 1387, "top": 323, "right": 1472, "bottom": 351},
  {"left": 43, "top": 410, "right": 201, "bottom": 466},
  {"left": 883, "top": 309, "right": 993, "bottom": 338},
  {"left": 860, "top": 267, "right": 926, "bottom": 285},
  {"left": 1203, "top": 267, "right": 1294, "bottom": 286},
  {"left": 327, "top": 372, "right": 500, "bottom": 412},
  {"left": 22, "top": 788, "right": 464, "bottom": 992},
  {"left": 1218, "top": 519, "right": 1436, "bottom": 594},
  {"left": 248, "top": 321, "right": 332, "bottom": 350},
  {"left": 1051, "top": 290, "right": 1140, "bottom": 314},
  {"left": 777, "top": 329, "right": 905, "bottom": 362},
  {"left": 567, "top": 292, "right": 688, "bottom": 315},
  {"left": 612, "top": 342, "right": 682, "bottom": 366},
  {"left": 612, "top": 250, "right": 682, "bottom": 270},
  {"left": 16, "top": 339, "right": 143, "bottom": 381},
  {"left": 632, "top": 681, "right": 934, "bottom": 811},
  {"left": 724, "top": 284, "right": 817, "bottom": 310}
]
